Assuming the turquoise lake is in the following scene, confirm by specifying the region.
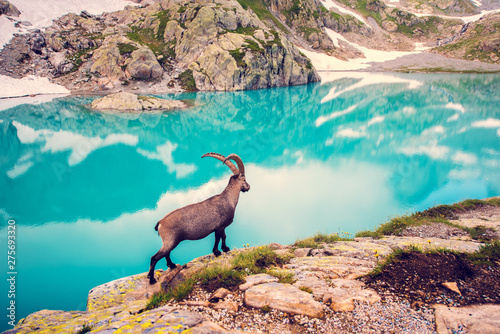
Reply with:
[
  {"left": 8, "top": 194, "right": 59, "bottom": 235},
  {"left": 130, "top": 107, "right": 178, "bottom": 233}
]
[{"left": 1, "top": 72, "right": 500, "bottom": 330}]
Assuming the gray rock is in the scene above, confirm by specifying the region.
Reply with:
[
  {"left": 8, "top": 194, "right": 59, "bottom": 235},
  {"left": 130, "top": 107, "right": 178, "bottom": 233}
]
[
  {"left": 126, "top": 47, "right": 163, "bottom": 80},
  {"left": 434, "top": 304, "right": 500, "bottom": 334},
  {"left": 294, "top": 248, "right": 312, "bottom": 257},
  {"left": 382, "top": 20, "right": 398, "bottom": 32},
  {"left": 244, "top": 282, "right": 324, "bottom": 318},
  {"left": 49, "top": 51, "right": 74, "bottom": 74},
  {"left": 240, "top": 273, "right": 279, "bottom": 291},
  {"left": 30, "top": 33, "right": 46, "bottom": 55},
  {"left": 0, "top": 0, "right": 20, "bottom": 17}
]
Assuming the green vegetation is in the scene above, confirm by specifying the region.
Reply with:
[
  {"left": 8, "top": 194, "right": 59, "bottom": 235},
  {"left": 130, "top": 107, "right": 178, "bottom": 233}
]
[
  {"left": 267, "top": 269, "right": 296, "bottom": 284},
  {"left": 231, "top": 25, "right": 258, "bottom": 35},
  {"left": 294, "top": 232, "right": 352, "bottom": 249},
  {"left": 155, "top": 10, "right": 170, "bottom": 41},
  {"left": 299, "top": 26, "right": 321, "bottom": 40},
  {"left": 261, "top": 305, "right": 271, "bottom": 313},
  {"left": 369, "top": 240, "right": 500, "bottom": 277},
  {"left": 117, "top": 43, "right": 138, "bottom": 55},
  {"left": 66, "top": 47, "right": 97, "bottom": 72},
  {"left": 469, "top": 240, "right": 500, "bottom": 265},
  {"left": 198, "top": 266, "right": 245, "bottom": 290},
  {"left": 299, "top": 286, "right": 313, "bottom": 293},
  {"left": 76, "top": 324, "right": 93, "bottom": 334},
  {"left": 178, "top": 69, "right": 197, "bottom": 91},
  {"left": 146, "top": 277, "right": 196, "bottom": 310},
  {"left": 146, "top": 246, "right": 293, "bottom": 310},
  {"left": 229, "top": 48, "right": 247, "bottom": 67},
  {"left": 235, "top": 0, "right": 289, "bottom": 33},
  {"left": 244, "top": 38, "right": 264, "bottom": 52},
  {"left": 356, "top": 199, "right": 500, "bottom": 241}
]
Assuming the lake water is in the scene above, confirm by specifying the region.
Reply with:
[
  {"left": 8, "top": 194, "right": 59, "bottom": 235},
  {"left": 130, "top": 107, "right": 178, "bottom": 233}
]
[{"left": 1, "top": 72, "right": 499, "bottom": 331}]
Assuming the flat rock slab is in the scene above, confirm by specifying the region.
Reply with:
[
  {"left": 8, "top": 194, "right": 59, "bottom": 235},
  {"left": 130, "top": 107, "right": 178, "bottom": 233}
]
[
  {"left": 287, "top": 256, "right": 376, "bottom": 279},
  {"left": 434, "top": 304, "right": 500, "bottom": 334},
  {"left": 373, "top": 236, "right": 483, "bottom": 253},
  {"left": 9, "top": 301, "right": 244, "bottom": 333},
  {"left": 91, "top": 92, "right": 186, "bottom": 112},
  {"left": 239, "top": 273, "right": 278, "bottom": 291},
  {"left": 244, "top": 282, "right": 324, "bottom": 318}
]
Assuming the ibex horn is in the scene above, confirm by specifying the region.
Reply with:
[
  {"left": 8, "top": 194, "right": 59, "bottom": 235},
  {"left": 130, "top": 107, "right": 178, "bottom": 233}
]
[
  {"left": 223, "top": 154, "right": 245, "bottom": 176},
  {"left": 201, "top": 152, "right": 239, "bottom": 175}
]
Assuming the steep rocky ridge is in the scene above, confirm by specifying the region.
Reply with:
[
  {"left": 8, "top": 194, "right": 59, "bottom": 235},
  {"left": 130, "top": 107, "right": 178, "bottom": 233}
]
[
  {"left": 0, "top": 0, "right": 319, "bottom": 93},
  {"left": 0, "top": 0, "right": 498, "bottom": 95},
  {"left": 432, "top": 12, "right": 500, "bottom": 63}
]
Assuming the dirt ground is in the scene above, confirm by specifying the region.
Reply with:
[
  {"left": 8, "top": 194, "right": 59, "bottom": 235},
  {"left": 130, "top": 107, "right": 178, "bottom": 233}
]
[{"left": 363, "top": 251, "right": 500, "bottom": 308}]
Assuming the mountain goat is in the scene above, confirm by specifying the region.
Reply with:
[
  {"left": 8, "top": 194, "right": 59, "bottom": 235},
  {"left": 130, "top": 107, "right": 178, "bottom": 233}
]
[{"left": 147, "top": 153, "right": 250, "bottom": 284}]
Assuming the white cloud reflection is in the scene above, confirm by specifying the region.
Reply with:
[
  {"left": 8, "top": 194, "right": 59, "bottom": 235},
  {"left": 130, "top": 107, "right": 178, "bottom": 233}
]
[{"left": 137, "top": 141, "right": 196, "bottom": 178}]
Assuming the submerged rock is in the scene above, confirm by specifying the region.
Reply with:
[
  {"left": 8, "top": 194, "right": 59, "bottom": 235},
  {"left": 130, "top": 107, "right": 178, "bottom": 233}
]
[{"left": 90, "top": 92, "right": 186, "bottom": 112}]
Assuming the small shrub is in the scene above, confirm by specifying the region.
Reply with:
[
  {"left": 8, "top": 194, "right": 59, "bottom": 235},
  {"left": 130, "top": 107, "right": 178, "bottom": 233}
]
[
  {"left": 178, "top": 69, "right": 197, "bottom": 91},
  {"left": 268, "top": 269, "right": 296, "bottom": 284},
  {"left": 145, "top": 277, "right": 196, "bottom": 310},
  {"left": 198, "top": 266, "right": 244, "bottom": 291},
  {"left": 76, "top": 324, "right": 93, "bottom": 334},
  {"left": 261, "top": 305, "right": 271, "bottom": 313},
  {"left": 469, "top": 240, "right": 500, "bottom": 265},
  {"left": 294, "top": 232, "right": 346, "bottom": 249},
  {"left": 299, "top": 286, "right": 313, "bottom": 294},
  {"left": 117, "top": 43, "right": 138, "bottom": 55},
  {"left": 232, "top": 246, "right": 288, "bottom": 274}
]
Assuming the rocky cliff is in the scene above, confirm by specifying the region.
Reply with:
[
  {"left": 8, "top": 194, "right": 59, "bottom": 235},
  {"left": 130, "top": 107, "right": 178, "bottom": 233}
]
[{"left": 0, "top": 0, "right": 320, "bottom": 93}]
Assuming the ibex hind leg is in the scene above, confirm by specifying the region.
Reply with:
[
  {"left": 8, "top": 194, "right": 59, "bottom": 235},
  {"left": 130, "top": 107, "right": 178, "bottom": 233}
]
[{"left": 147, "top": 246, "right": 176, "bottom": 284}]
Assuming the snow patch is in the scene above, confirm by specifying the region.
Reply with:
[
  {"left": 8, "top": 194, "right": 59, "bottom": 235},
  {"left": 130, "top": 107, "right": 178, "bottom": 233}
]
[
  {"left": 320, "top": 0, "right": 369, "bottom": 26},
  {"left": 0, "top": 75, "right": 69, "bottom": 99},
  {"left": 300, "top": 29, "right": 419, "bottom": 75}
]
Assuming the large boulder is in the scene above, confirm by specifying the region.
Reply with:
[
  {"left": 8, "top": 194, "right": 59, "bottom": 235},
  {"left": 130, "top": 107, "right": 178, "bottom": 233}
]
[
  {"left": 0, "top": 0, "right": 20, "bottom": 17},
  {"left": 91, "top": 43, "right": 122, "bottom": 78},
  {"left": 126, "top": 47, "right": 163, "bottom": 80},
  {"left": 244, "top": 282, "right": 324, "bottom": 318}
]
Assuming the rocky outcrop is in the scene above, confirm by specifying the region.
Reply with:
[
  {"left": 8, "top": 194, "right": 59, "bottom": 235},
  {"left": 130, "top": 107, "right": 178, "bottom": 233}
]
[
  {"left": 0, "top": 0, "right": 319, "bottom": 93},
  {"left": 432, "top": 13, "right": 500, "bottom": 64},
  {"left": 90, "top": 92, "right": 186, "bottom": 112},
  {"left": 244, "top": 282, "right": 325, "bottom": 318},
  {"left": 0, "top": 0, "right": 20, "bottom": 17}
]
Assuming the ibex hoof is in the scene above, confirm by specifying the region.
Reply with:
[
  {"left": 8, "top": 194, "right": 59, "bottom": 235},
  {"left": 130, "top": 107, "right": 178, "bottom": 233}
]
[
  {"left": 149, "top": 277, "right": 157, "bottom": 285},
  {"left": 213, "top": 251, "right": 221, "bottom": 257},
  {"left": 222, "top": 246, "right": 230, "bottom": 253}
]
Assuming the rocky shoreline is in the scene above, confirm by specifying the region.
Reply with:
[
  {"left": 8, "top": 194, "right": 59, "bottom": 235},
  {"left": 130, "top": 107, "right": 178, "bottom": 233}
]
[{"left": 6, "top": 201, "right": 500, "bottom": 334}]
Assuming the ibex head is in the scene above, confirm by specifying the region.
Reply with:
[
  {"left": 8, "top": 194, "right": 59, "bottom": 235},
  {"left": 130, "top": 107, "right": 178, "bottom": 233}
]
[{"left": 202, "top": 153, "right": 250, "bottom": 192}]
